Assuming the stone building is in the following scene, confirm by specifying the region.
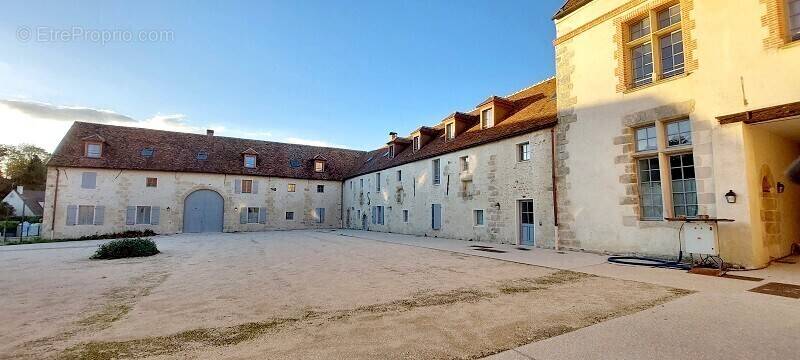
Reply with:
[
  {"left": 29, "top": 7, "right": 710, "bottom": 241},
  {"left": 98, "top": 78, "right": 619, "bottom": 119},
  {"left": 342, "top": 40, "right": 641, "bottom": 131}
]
[{"left": 552, "top": 0, "right": 800, "bottom": 267}]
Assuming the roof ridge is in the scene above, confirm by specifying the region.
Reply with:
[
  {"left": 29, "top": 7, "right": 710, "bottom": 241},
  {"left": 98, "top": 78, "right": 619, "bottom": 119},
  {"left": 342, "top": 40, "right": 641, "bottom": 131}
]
[{"left": 505, "top": 76, "right": 556, "bottom": 98}]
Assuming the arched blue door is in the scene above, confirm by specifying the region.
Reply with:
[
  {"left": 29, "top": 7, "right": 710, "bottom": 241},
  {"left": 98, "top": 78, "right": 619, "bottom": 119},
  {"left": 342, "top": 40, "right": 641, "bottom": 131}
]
[{"left": 183, "top": 190, "right": 224, "bottom": 233}]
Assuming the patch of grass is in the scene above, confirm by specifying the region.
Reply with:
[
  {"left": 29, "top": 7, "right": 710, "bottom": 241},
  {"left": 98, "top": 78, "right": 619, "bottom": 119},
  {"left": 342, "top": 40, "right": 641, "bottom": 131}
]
[{"left": 91, "top": 238, "right": 159, "bottom": 260}]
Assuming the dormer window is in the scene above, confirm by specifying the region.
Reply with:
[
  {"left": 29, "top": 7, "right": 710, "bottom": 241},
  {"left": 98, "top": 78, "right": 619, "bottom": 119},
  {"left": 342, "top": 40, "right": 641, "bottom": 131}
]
[
  {"left": 85, "top": 142, "right": 102, "bottom": 158},
  {"left": 481, "top": 108, "right": 494, "bottom": 129},
  {"left": 315, "top": 160, "right": 326, "bottom": 172},
  {"left": 196, "top": 151, "right": 208, "bottom": 160},
  {"left": 388, "top": 145, "right": 395, "bottom": 158},
  {"left": 141, "top": 147, "right": 155, "bottom": 157},
  {"left": 445, "top": 122, "right": 455, "bottom": 140},
  {"left": 413, "top": 136, "right": 420, "bottom": 151},
  {"left": 244, "top": 155, "right": 257, "bottom": 168}
]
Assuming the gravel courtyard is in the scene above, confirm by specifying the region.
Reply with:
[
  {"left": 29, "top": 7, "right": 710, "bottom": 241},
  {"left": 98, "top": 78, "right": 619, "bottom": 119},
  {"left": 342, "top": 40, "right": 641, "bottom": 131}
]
[{"left": 0, "top": 230, "right": 689, "bottom": 359}]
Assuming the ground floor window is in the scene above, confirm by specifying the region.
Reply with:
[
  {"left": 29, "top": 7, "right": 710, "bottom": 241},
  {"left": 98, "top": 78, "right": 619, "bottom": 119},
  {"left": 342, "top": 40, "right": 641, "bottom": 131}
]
[
  {"left": 247, "top": 207, "right": 260, "bottom": 224},
  {"left": 403, "top": 209, "right": 409, "bottom": 223},
  {"left": 136, "top": 206, "right": 152, "bottom": 225},
  {"left": 78, "top": 205, "right": 96, "bottom": 225},
  {"left": 286, "top": 211, "right": 294, "bottom": 220},
  {"left": 670, "top": 153, "right": 698, "bottom": 217},
  {"left": 638, "top": 158, "right": 663, "bottom": 220},
  {"left": 474, "top": 209, "right": 484, "bottom": 226},
  {"left": 372, "top": 206, "right": 384, "bottom": 225}
]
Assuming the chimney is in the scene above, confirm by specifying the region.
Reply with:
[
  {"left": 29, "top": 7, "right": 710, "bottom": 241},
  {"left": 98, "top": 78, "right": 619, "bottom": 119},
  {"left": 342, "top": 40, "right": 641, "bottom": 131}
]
[
  {"left": 16, "top": 185, "right": 23, "bottom": 194},
  {"left": 207, "top": 129, "right": 214, "bottom": 136},
  {"left": 389, "top": 132, "right": 397, "bottom": 141}
]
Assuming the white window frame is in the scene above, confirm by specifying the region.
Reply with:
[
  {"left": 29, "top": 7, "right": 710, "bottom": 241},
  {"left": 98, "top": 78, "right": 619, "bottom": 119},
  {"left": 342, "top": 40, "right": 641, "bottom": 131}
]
[
  {"left": 314, "top": 160, "right": 325, "bottom": 172},
  {"left": 85, "top": 142, "right": 102, "bottom": 158},
  {"left": 244, "top": 155, "right": 257, "bottom": 168},
  {"left": 460, "top": 156, "right": 469, "bottom": 172},
  {"left": 481, "top": 108, "right": 494, "bottom": 129},
  {"left": 474, "top": 209, "right": 485, "bottom": 226},
  {"left": 518, "top": 142, "right": 531, "bottom": 162},
  {"left": 432, "top": 159, "right": 441, "bottom": 185},
  {"left": 635, "top": 125, "right": 658, "bottom": 152},
  {"left": 77, "top": 205, "right": 96, "bottom": 225},
  {"left": 413, "top": 136, "right": 420, "bottom": 151},
  {"left": 445, "top": 122, "right": 455, "bottom": 140},
  {"left": 246, "top": 207, "right": 260, "bottom": 224},
  {"left": 136, "top": 206, "right": 152, "bottom": 225}
]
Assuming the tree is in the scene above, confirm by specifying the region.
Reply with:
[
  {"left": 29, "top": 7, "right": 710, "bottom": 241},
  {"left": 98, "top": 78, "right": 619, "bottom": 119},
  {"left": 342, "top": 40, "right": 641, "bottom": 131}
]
[
  {"left": 2, "top": 144, "right": 50, "bottom": 191},
  {"left": 0, "top": 201, "right": 13, "bottom": 218}
]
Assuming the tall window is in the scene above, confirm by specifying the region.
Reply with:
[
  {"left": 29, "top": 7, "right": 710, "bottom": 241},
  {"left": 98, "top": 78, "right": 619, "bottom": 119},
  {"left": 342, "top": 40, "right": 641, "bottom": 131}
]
[
  {"left": 85, "top": 143, "right": 102, "bottom": 158},
  {"left": 376, "top": 173, "right": 381, "bottom": 191},
  {"left": 460, "top": 156, "right": 469, "bottom": 172},
  {"left": 413, "top": 136, "right": 420, "bottom": 151},
  {"left": 481, "top": 108, "right": 493, "bottom": 129},
  {"left": 445, "top": 122, "right": 455, "bottom": 140},
  {"left": 638, "top": 158, "right": 663, "bottom": 220},
  {"left": 432, "top": 159, "right": 441, "bottom": 185},
  {"left": 474, "top": 209, "right": 485, "bottom": 226},
  {"left": 666, "top": 119, "right": 692, "bottom": 147},
  {"left": 136, "top": 206, "right": 152, "bottom": 225},
  {"left": 518, "top": 142, "right": 531, "bottom": 161},
  {"left": 241, "top": 179, "right": 253, "bottom": 193},
  {"left": 247, "top": 207, "right": 260, "bottom": 223},
  {"left": 403, "top": 209, "right": 409, "bottom": 223},
  {"left": 78, "top": 205, "right": 96, "bottom": 225},
  {"left": 790, "top": 0, "right": 800, "bottom": 41},
  {"left": 670, "top": 153, "right": 697, "bottom": 217},
  {"left": 636, "top": 125, "right": 657, "bottom": 152},
  {"left": 316, "top": 208, "right": 326, "bottom": 223},
  {"left": 387, "top": 145, "right": 394, "bottom": 158},
  {"left": 244, "top": 155, "right": 257, "bottom": 168},
  {"left": 625, "top": 3, "right": 684, "bottom": 88},
  {"left": 397, "top": 170, "right": 402, "bottom": 181}
]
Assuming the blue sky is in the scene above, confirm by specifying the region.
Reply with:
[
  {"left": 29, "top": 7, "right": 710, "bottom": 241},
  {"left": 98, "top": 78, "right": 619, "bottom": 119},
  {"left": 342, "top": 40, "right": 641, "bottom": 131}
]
[{"left": 0, "top": 0, "right": 561, "bottom": 151}]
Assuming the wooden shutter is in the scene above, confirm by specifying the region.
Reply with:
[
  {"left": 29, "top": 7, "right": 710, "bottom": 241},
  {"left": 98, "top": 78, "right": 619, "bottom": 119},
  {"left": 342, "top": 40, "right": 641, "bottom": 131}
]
[
  {"left": 151, "top": 206, "right": 160, "bottom": 225},
  {"left": 431, "top": 204, "right": 441, "bottom": 230},
  {"left": 126, "top": 206, "right": 136, "bottom": 225},
  {"left": 66, "top": 205, "right": 77, "bottom": 226},
  {"left": 234, "top": 179, "right": 242, "bottom": 194},
  {"left": 240, "top": 209, "right": 248, "bottom": 224},
  {"left": 81, "top": 172, "right": 97, "bottom": 189},
  {"left": 94, "top": 206, "right": 105, "bottom": 225},
  {"left": 252, "top": 180, "right": 259, "bottom": 194},
  {"left": 259, "top": 207, "right": 267, "bottom": 224}
]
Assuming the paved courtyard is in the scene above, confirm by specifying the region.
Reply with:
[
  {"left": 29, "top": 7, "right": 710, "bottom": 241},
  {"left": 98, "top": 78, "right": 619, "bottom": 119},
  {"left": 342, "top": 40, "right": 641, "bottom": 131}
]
[{"left": 0, "top": 230, "right": 688, "bottom": 359}]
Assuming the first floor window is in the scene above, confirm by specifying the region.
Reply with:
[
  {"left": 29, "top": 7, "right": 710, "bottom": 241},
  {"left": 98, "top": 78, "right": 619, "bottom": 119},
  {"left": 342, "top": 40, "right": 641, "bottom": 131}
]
[
  {"left": 286, "top": 211, "right": 294, "bottom": 220},
  {"left": 317, "top": 184, "right": 324, "bottom": 193},
  {"left": 397, "top": 170, "right": 402, "bottom": 181},
  {"left": 288, "top": 183, "right": 296, "bottom": 192},
  {"left": 136, "top": 206, "right": 152, "bottom": 225},
  {"left": 670, "top": 153, "right": 698, "bottom": 218},
  {"left": 432, "top": 159, "right": 441, "bottom": 185},
  {"left": 247, "top": 207, "right": 260, "bottom": 223},
  {"left": 241, "top": 179, "right": 253, "bottom": 193},
  {"left": 376, "top": 173, "right": 381, "bottom": 191},
  {"left": 146, "top": 177, "right": 158, "bottom": 187},
  {"left": 474, "top": 209, "right": 485, "bottom": 226},
  {"left": 460, "top": 156, "right": 469, "bottom": 172},
  {"left": 403, "top": 209, "right": 409, "bottom": 223},
  {"left": 666, "top": 118, "right": 692, "bottom": 147},
  {"left": 790, "top": 0, "right": 800, "bottom": 40},
  {"left": 631, "top": 42, "right": 653, "bottom": 87},
  {"left": 659, "top": 30, "right": 684, "bottom": 78},
  {"left": 638, "top": 158, "right": 663, "bottom": 220},
  {"left": 636, "top": 125, "right": 657, "bottom": 152},
  {"left": 78, "top": 205, "right": 96, "bottom": 225},
  {"left": 518, "top": 142, "right": 531, "bottom": 161},
  {"left": 81, "top": 172, "right": 97, "bottom": 189}
]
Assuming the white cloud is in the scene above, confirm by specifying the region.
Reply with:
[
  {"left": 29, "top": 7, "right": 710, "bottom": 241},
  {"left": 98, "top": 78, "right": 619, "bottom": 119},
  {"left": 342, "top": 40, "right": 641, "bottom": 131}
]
[{"left": 0, "top": 99, "right": 348, "bottom": 152}]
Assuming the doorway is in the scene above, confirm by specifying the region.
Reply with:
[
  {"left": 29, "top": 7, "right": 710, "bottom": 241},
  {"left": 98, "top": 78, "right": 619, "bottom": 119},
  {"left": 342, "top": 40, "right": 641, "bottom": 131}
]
[
  {"left": 519, "top": 199, "right": 535, "bottom": 246},
  {"left": 183, "top": 189, "right": 224, "bottom": 233}
]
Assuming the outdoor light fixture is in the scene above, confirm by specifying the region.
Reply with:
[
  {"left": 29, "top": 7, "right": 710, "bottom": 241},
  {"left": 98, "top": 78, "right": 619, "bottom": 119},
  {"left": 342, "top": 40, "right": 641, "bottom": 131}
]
[
  {"left": 725, "top": 190, "right": 737, "bottom": 204},
  {"left": 777, "top": 182, "right": 785, "bottom": 194}
]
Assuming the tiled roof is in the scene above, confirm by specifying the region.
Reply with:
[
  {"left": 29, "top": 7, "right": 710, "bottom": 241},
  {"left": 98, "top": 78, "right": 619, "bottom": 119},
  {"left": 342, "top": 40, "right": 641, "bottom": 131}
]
[
  {"left": 345, "top": 78, "right": 557, "bottom": 179},
  {"left": 47, "top": 122, "right": 367, "bottom": 181},
  {"left": 553, "top": 0, "right": 593, "bottom": 20},
  {"left": 19, "top": 190, "right": 45, "bottom": 216}
]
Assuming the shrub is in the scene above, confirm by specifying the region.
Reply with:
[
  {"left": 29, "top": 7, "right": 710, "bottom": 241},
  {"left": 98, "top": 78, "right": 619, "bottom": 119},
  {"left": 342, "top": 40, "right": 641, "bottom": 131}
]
[{"left": 91, "top": 238, "right": 160, "bottom": 260}]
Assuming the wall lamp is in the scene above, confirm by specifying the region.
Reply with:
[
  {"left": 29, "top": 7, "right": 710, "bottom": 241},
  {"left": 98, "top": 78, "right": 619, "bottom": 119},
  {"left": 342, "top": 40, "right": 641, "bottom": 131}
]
[{"left": 724, "top": 190, "right": 737, "bottom": 204}]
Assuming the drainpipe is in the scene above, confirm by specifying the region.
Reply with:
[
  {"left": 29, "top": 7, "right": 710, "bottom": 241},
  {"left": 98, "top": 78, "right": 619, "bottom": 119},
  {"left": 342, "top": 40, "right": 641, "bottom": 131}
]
[
  {"left": 551, "top": 127, "right": 560, "bottom": 250},
  {"left": 50, "top": 167, "right": 60, "bottom": 239}
]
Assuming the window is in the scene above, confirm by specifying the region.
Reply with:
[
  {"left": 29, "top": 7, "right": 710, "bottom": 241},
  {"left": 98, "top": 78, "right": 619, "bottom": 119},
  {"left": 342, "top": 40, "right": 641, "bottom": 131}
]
[
  {"left": 670, "top": 153, "right": 698, "bottom": 218},
  {"left": 288, "top": 183, "right": 296, "bottom": 192},
  {"left": 359, "top": 179, "right": 364, "bottom": 189},
  {"left": 629, "top": 17, "right": 650, "bottom": 41},
  {"left": 636, "top": 125, "right": 657, "bottom": 152},
  {"left": 481, "top": 108, "right": 493, "bottom": 129},
  {"left": 85, "top": 143, "right": 102, "bottom": 158},
  {"left": 314, "top": 160, "right": 325, "bottom": 172},
  {"left": 413, "top": 136, "right": 420, "bottom": 151},
  {"left": 445, "top": 122, "right": 455, "bottom": 140},
  {"left": 196, "top": 151, "right": 208, "bottom": 160},
  {"left": 136, "top": 206, "right": 152, "bottom": 225},
  {"left": 241, "top": 179, "right": 253, "bottom": 193},
  {"left": 659, "top": 30, "right": 684, "bottom": 78},
  {"left": 244, "top": 155, "right": 257, "bottom": 168},
  {"left": 625, "top": 3, "right": 684, "bottom": 88},
  {"left": 146, "top": 177, "right": 158, "bottom": 188},
  {"left": 790, "top": 0, "right": 800, "bottom": 41},
  {"left": 403, "top": 209, "right": 409, "bottom": 223},
  {"left": 317, "top": 184, "right": 324, "bottom": 193},
  {"left": 247, "top": 207, "right": 260, "bottom": 224},
  {"left": 432, "top": 159, "right": 441, "bottom": 185},
  {"left": 397, "top": 170, "right": 402, "bottom": 181},
  {"left": 388, "top": 145, "right": 395, "bottom": 158},
  {"left": 81, "top": 172, "right": 97, "bottom": 189},
  {"left": 666, "top": 119, "right": 692, "bottom": 147},
  {"left": 141, "top": 147, "right": 155, "bottom": 157},
  {"left": 316, "top": 208, "right": 326, "bottom": 223},
  {"left": 638, "top": 158, "right": 663, "bottom": 220},
  {"left": 431, "top": 204, "right": 442, "bottom": 230},
  {"left": 631, "top": 42, "right": 654, "bottom": 87},
  {"left": 78, "top": 205, "right": 96, "bottom": 225},
  {"left": 376, "top": 173, "right": 381, "bottom": 191},
  {"left": 286, "top": 211, "right": 294, "bottom": 220},
  {"left": 460, "top": 156, "right": 469, "bottom": 172},
  {"left": 518, "top": 142, "right": 531, "bottom": 162},
  {"left": 372, "top": 206, "right": 384, "bottom": 225},
  {"left": 474, "top": 209, "right": 485, "bottom": 226},
  {"left": 289, "top": 159, "right": 301, "bottom": 168}
]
